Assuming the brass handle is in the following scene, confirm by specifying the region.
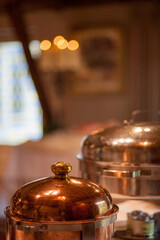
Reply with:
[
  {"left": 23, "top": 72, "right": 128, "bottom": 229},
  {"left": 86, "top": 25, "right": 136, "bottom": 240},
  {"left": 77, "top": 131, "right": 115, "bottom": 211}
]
[
  {"left": 103, "top": 169, "right": 141, "bottom": 177},
  {"left": 51, "top": 162, "right": 72, "bottom": 179},
  {"left": 102, "top": 169, "right": 151, "bottom": 178}
]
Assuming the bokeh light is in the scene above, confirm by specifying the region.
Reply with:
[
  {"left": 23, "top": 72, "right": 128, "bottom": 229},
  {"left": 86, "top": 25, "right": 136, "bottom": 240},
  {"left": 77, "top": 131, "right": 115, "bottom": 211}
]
[
  {"left": 53, "top": 35, "right": 64, "bottom": 45},
  {"left": 57, "top": 39, "right": 68, "bottom": 50},
  {"left": 29, "top": 40, "right": 41, "bottom": 58},
  {"left": 40, "top": 40, "right": 51, "bottom": 51},
  {"left": 68, "top": 40, "right": 79, "bottom": 51}
]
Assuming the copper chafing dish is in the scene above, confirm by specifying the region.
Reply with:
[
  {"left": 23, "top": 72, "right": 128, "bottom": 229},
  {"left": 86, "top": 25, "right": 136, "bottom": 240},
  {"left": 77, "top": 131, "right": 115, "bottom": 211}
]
[
  {"left": 77, "top": 112, "right": 160, "bottom": 196},
  {"left": 5, "top": 162, "right": 118, "bottom": 240}
]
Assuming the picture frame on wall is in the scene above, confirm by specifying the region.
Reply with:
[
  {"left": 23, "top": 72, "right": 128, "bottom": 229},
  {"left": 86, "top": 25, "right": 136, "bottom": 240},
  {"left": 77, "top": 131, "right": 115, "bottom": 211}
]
[{"left": 70, "top": 25, "right": 125, "bottom": 95}]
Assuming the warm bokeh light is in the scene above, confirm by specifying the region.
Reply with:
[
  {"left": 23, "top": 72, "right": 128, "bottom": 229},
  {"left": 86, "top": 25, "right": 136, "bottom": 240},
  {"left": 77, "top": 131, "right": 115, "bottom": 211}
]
[
  {"left": 57, "top": 39, "right": 68, "bottom": 50},
  {"left": 68, "top": 40, "right": 79, "bottom": 51},
  {"left": 40, "top": 40, "right": 51, "bottom": 51},
  {"left": 53, "top": 35, "right": 64, "bottom": 45}
]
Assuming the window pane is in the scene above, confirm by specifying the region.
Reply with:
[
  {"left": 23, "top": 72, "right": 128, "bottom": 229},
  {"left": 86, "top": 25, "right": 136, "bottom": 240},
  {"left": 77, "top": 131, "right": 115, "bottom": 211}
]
[{"left": 0, "top": 41, "right": 43, "bottom": 145}]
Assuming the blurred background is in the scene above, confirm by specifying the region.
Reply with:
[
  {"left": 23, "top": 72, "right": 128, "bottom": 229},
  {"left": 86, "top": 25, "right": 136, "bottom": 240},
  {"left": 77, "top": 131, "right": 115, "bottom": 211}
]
[{"left": 0, "top": 0, "right": 160, "bottom": 237}]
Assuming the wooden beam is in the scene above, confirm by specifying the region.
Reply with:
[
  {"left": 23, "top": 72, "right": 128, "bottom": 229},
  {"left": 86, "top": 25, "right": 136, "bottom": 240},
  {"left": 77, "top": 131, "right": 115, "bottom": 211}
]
[{"left": 6, "top": 2, "right": 53, "bottom": 127}]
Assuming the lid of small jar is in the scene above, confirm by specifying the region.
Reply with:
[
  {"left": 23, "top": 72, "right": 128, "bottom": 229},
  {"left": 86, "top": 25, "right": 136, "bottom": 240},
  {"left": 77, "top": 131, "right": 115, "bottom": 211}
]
[
  {"left": 8, "top": 162, "right": 118, "bottom": 223},
  {"left": 79, "top": 121, "right": 160, "bottom": 164}
]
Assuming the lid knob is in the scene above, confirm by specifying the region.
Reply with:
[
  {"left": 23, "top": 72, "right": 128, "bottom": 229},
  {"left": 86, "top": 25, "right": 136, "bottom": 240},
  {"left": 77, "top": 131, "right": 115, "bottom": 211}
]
[{"left": 51, "top": 162, "right": 72, "bottom": 179}]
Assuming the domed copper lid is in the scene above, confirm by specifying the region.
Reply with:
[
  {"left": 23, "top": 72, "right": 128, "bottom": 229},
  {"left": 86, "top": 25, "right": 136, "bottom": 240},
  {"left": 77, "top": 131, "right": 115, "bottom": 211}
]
[
  {"left": 8, "top": 162, "right": 118, "bottom": 223},
  {"left": 79, "top": 121, "right": 160, "bottom": 164}
]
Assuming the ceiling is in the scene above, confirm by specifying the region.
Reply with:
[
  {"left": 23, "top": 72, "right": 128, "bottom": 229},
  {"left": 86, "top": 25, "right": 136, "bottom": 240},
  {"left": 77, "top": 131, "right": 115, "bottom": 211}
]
[{"left": 0, "top": 0, "right": 157, "bottom": 13}]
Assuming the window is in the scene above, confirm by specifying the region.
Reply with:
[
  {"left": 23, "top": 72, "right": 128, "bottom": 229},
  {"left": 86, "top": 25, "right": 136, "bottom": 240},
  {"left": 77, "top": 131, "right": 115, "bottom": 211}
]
[{"left": 0, "top": 41, "right": 43, "bottom": 145}]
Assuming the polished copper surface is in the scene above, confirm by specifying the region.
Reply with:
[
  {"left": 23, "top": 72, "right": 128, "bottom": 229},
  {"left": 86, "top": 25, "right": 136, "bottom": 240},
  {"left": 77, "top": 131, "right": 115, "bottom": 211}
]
[
  {"left": 51, "top": 162, "right": 72, "bottom": 179},
  {"left": 9, "top": 162, "right": 114, "bottom": 223},
  {"left": 78, "top": 120, "right": 160, "bottom": 196},
  {"left": 81, "top": 122, "right": 160, "bottom": 163},
  {"left": 15, "top": 231, "right": 81, "bottom": 240},
  {"left": 6, "top": 224, "right": 114, "bottom": 240}
]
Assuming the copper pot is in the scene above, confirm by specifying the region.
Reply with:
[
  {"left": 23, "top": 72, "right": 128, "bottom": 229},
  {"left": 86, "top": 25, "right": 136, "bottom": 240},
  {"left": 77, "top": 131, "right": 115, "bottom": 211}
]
[
  {"left": 5, "top": 162, "right": 118, "bottom": 240},
  {"left": 77, "top": 112, "right": 160, "bottom": 196}
]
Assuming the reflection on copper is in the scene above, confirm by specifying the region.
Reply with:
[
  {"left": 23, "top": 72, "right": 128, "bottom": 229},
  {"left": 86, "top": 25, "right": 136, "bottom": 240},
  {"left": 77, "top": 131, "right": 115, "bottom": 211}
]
[
  {"left": 91, "top": 128, "right": 104, "bottom": 135},
  {"left": 134, "top": 127, "right": 142, "bottom": 133},
  {"left": 52, "top": 190, "right": 59, "bottom": 195},
  {"left": 44, "top": 190, "right": 53, "bottom": 196},
  {"left": 44, "top": 190, "right": 60, "bottom": 196},
  {"left": 125, "top": 138, "right": 133, "bottom": 143},
  {"left": 144, "top": 127, "right": 151, "bottom": 132},
  {"left": 71, "top": 179, "right": 82, "bottom": 184},
  {"left": 117, "top": 171, "right": 124, "bottom": 177},
  {"left": 143, "top": 141, "right": 149, "bottom": 146},
  {"left": 90, "top": 182, "right": 100, "bottom": 188},
  {"left": 90, "top": 144, "right": 95, "bottom": 149},
  {"left": 119, "top": 138, "right": 125, "bottom": 143},
  {"left": 79, "top": 202, "right": 86, "bottom": 207},
  {"left": 95, "top": 189, "right": 100, "bottom": 193},
  {"left": 122, "top": 178, "right": 127, "bottom": 194},
  {"left": 113, "top": 138, "right": 133, "bottom": 145},
  {"left": 123, "top": 151, "right": 131, "bottom": 162},
  {"left": 87, "top": 184, "right": 92, "bottom": 187},
  {"left": 95, "top": 200, "right": 107, "bottom": 214},
  {"left": 139, "top": 141, "right": 151, "bottom": 146},
  {"left": 96, "top": 200, "right": 106, "bottom": 205},
  {"left": 57, "top": 196, "right": 66, "bottom": 200}
]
